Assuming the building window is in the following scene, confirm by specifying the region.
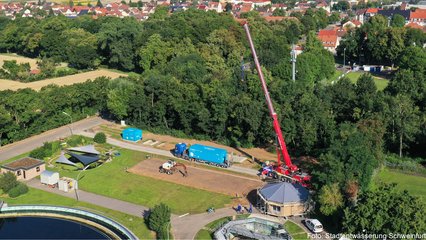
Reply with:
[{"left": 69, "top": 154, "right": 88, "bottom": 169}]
[
  {"left": 272, "top": 205, "right": 281, "bottom": 212},
  {"left": 36, "top": 167, "right": 40, "bottom": 172},
  {"left": 16, "top": 170, "right": 21, "bottom": 176}
]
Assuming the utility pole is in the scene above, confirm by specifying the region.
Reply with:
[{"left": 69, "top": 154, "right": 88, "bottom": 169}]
[{"left": 291, "top": 44, "right": 296, "bottom": 82}]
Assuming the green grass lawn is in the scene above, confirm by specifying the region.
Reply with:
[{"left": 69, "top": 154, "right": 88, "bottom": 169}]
[
  {"left": 1, "top": 187, "right": 154, "bottom": 239},
  {"left": 375, "top": 168, "right": 426, "bottom": 203},
  {"left": 48, "top": 148, "right": 232, "bottom": 214},
  {"left": 345, "top": 71, "right": 389, "bottom": 91},
  {"left": 284, "top": 221, "right": 309, "bottom": 240}
]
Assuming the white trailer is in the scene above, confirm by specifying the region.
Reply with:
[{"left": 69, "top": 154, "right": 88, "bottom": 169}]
[{"left": 40, "top": 170, "right": 59, "bottom": 186}]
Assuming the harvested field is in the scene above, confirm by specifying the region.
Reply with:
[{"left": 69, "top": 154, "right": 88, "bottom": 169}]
[
  {"left": 0, "top": 69, "right": 126, "bottom": 91},
  {"left": 0, "top": 54, "right": 39, "bottom": 69},
  {"left": 129, "top": 158, "right": 264, "bottom": 197}
]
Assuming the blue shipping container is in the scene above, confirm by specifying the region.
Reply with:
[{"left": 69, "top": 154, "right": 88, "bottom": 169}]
[
  {"left": 188, "top": 144, "right": 228, "bottom": 165},
  {"left": 122, "top": 128, "right": 143, "bottom": 142}
]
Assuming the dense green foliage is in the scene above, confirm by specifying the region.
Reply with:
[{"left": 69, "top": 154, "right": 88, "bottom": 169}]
[
  {"left": 29, "top": 141, "right": 61, "bottom": 159},
  {"left": 148, "top": 203, "right": 171, "bottom": 239},
  {"left": 343, "top": 184, "right": 426, "bottom": 233},
  {"left": 93, "top": 132, "right": 107, "bottom": 144},
  {"left": 0, "top": 78, "right": 108, "bottom": 146}
]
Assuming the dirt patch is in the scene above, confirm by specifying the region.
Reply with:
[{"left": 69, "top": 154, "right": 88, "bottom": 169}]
[
  {"left": 0, "top": 69, "right": 126, "bottom": 91},
  {"left": 129, "top": 158, "right": 264, "bottom": 197},
  {"left": 0, "top": 54, "right": 39, "bottom": 69}
]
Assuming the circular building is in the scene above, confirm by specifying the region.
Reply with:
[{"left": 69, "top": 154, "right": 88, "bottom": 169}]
[{"left": 257, "top": 182, "right": 310, "bottom": 217}]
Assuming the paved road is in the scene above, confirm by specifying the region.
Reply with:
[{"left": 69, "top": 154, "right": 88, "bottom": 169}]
[
  {"left": 0, "top": 117, "right": 108, "bottom": 162},
  {"left": 80, "top": 131, "right": 260, "bottom": 176},
  {"left": 27, "top": 178, "right": 150, "bottom": 218}
]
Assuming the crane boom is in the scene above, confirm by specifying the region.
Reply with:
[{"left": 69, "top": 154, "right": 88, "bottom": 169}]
[{"left": 242, "top": 23, "right": 297, "bottom": 172}]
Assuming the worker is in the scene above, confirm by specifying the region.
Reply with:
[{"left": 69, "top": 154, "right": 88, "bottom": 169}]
[{"left": 248, "top": 203, "right": 253, "bottom": 213}]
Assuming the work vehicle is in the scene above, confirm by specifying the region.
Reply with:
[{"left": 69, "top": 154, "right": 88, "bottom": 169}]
[
  {"left": 304, "top": 219, "right": 323, "bottom": 233},
  {"left": 242, "top": 22, "right": 311, "bottom": 187},
  {"left": 173, "top": 143, "right": 230, "bottom": 168},
  {"left": 159, "top": 160, "right": 188, "bottom": 177}
]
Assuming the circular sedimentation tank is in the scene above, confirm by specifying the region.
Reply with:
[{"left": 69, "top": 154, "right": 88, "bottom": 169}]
[{"left": 0, "top": 204, "right": 138, "bottom": 239}]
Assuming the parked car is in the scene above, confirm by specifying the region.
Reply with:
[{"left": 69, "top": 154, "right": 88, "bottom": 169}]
[{"left": 304, "top": 219, "right": 323, "bottom": 233}]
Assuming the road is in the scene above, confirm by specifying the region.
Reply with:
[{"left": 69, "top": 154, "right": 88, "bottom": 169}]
[{"left": 0, "top": 117, "right": 108, "bottom": 162}]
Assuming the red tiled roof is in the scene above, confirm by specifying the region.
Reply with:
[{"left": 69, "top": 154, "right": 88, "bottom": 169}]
[
  {"left": 405, "top": 22, "right": 426, "bottom": 32},
  {"left": 351, "top": 19, "right": 362, "bottom": 26},
  {"left": 318, "top": 35, "right": 337, "bottom": 47},
  {"left": 318, "top": 29, "right": 337, "bottom": 36},
  {"left": 410, "top": 9, "right": 426, "bottom": 20},
  {"left": 366, "top": 8, "right": 380, "bottom": 14}
]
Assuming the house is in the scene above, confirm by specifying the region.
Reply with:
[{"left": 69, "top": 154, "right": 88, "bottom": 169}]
[
  {"left": 208, "top": 2, "right": 223, "bottom": 12},
  {"left": 318, "top": 29, "right": 340, "bottom": 54},
  {"left": 343, "top": 19, "right": 362, "bottom": 28},
  {"left": 409, "top": 9, "right": 426, "bottom": 26},
  {"left": 378, "top": 9, "right": 410, "bottom": 23},
  {"left": 405, "top": 22, "right": 426, "bottom": 32},
  {"left": 1, "top": 157, "right": 45, "bottom": 181}
]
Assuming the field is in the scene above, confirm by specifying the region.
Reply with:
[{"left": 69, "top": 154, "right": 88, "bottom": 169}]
[
  {"left": 375, "top": 168, "right": 426, "bottom": 203},
  {"left": 1, "top": 187, "right": 154, "bottom": 239},
  {"left": 48, "top": 147, "right": 233, "bottom": 214},
  {"left": 0, "top": 69, "right": 126, "bottom": 91},
  {"left": 0, "top": 54, "right": 39, "bottom": 69},
  {"left": 129, "top": 158, "right": 263, "bottom": 196},
  {"left": 345, "top": 71, "right": 389, "bottom": 91},
  {"left": 328, "top": 70, "right": 389, "bottom": 91}
]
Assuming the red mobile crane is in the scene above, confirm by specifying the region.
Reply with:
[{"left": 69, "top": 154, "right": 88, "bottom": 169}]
[{"left": 242, "top": 22, "right": 311, "bottom": 187}]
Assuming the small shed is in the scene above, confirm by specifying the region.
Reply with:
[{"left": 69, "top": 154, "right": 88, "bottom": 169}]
[
  {"left": 1, "top": 157, "right": 45, "bottom": 181},
  {"left": 257, "top": 182, "right": 309, "bottom": 217},
  {"left": 40, "top": 170, "right": 59, "bottom": 185},
  {"left": 122, "top": 128, "right": 143, "bottom": 142}
]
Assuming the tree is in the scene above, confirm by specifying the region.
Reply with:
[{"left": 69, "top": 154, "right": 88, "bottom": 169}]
[
  {"left": 0, "top": 105, "right": 12, "bottom": 146},
  {"left": 148, "top": 203, "right": 171, "bottom": 239},
  {"left": 225, "top": 2, "right": 232, "bottom": 12},
  {"left": 93, "top": 132, "right": 106, "bottom": 144},
  {"left": 63, "top": 28, "right": 99, "bottom": 69},
  {"left": 96, "top": 0, "right": 103, "bottom": 7},
  {"left": 343, "top": 184, "right": 426, "bottom": 233},
  {"left": 138, "top": 34, "right": 172, "bottom": 71},
  {"left": 272, "top": 8, "right": 286, "bottom": 16},
  {"left": 332, "top": 1, "right": 350, "bottom": 11},
  {"left": 390, "top": 14, "right": 405, "bottom": 27},
  {"left": 0, "top": 172, "right": 19, "bottom": 193},
  {"left": 318, "top": 183, "right": 344, "bottom": 216},
  {"left": 387, "top": 94, "right": 420, "bottom": 157},
  {"left": 107, "top": 78, "right": 135, "bottom": 120}
]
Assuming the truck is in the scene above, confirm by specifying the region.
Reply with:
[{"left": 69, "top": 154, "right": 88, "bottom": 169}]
[{"left": 173, "top": 143, "right": 230, "bottom": 168}]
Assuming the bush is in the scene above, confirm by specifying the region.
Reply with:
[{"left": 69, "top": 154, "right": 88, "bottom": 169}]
[
  {"left": 8, "top": 183, "right": 29, "bottom": 198},
  {"left": 0, "top": 172, "right": 19, "bottom": 193},
  {"left": 29, "top": 147, "right": 47, "bottom": 159},
  {"left": 94, "top": 132, "right": 107, "bottom": 144}
]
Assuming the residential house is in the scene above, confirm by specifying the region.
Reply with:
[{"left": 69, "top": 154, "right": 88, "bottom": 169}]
[
  {"left": 318, "top": 29, "right": 340, "bottom": 54},
  {"left": 343, "top": 19, "right": 362, "bottom": 28},
  {"left": 409, "top": 9, "right": 426, "bottom": 26}
]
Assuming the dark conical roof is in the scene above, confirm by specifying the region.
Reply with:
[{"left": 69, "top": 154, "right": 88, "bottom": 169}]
[{"left": 259, "top": 182, "right": 309, "bottom": 204}]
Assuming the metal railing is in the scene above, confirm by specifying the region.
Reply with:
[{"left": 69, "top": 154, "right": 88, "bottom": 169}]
[{"left": 0, "top": 204, "right": 138, "bottom": 240}]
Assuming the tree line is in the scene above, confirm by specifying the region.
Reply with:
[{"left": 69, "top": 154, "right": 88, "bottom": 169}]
[{"left": 0, "top": 10, "right": 425, "bottom": 234}]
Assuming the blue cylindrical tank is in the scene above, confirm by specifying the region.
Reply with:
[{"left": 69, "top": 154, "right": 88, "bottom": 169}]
[
  {"left": 188, "top": 144, "right": 228, "bottom": 166},
  {"left": 174, "top": 143, "right": 187, "bottom": 156}
]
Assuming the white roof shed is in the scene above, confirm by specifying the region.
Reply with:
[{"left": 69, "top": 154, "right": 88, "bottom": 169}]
[{"left": 40, "top": 170, "right": 59, "bottom": 185}]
